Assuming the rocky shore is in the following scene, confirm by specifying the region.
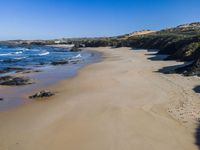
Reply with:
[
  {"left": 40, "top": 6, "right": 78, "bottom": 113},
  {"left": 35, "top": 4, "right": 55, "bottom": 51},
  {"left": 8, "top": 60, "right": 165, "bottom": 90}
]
[
  {"left": 0, "top": 76, "right": 32, "bottom": 86},
  {"left": 0, "top": 47, "right": 199, "bottom": 150},
  {"left": 2, "top": 22, "right": 199, "bottom": 77},
  {"left": 29, "top": 90, "right": 54, "bottom": 99},
  {"left": 0, "top": 46, "right": 102, "bottom": 110}
]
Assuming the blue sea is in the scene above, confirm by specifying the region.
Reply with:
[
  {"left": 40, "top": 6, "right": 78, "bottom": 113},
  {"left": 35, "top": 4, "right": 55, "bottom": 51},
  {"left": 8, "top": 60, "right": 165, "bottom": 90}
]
[
  {"left": 0, "top": 45, "right": 91, "bottom": 73},
  {"left": 0, "top": 45, "right": 101, "bottom": 110}
]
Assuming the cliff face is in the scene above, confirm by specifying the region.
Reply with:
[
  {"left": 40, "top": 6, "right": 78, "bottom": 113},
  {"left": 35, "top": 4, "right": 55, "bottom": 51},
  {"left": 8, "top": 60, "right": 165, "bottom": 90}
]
[
  {"left": 123, "top": 22, "right": 200, "bottom": 76},
  {"left": 126, "top": 22, "right": 200, "bottom": 60},
  {"left": 68, "top": 22, "right": 200, "bottom": 76}
]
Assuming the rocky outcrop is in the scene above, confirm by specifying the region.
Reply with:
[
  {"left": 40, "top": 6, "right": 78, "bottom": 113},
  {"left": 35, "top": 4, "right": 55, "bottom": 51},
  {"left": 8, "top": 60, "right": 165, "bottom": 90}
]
[
  {"left": 70, "top": 46, "right": 82, "bottom": 52},
  {"left": 0, "top": 67, "right": 32, "bottom": 74},
  {"left": 51, "top": 60, "right": 69, "bottom": 65},
  {"left": 29, "top": 90, "right": 54, "bottom": 99},
  {"left": 122, "top": 22, "right": 200, "bottom": 76},
  {"left": 175, "top": 58, "right": 200, "bottom": 76},
  {"left": 0, "top": 70, "right": 8, "bottom": 74},
  {"left": 0, "top": 76, "right": 32, "bottom": 86}
]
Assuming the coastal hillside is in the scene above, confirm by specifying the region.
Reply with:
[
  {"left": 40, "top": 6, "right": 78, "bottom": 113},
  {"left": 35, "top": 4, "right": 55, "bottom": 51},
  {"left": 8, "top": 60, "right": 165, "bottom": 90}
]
[
  {"left": 55, "top": 22, "right": 200, "bottom": 76},
  {"left": 68, "top": 22, "right": 200, "bottom": 76},
  {"left": 124, "top": 22, "right": 200, "bottom": 76},
  {"left": 126, "top": 22, "right": 200, "bottom": 60},
  {"left": 1, "top": 22, "right": 200, "bottom": 76}
]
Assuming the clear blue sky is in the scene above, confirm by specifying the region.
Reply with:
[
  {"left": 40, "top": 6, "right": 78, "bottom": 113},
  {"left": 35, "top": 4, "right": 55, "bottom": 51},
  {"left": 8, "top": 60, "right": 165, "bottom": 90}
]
[{"left": 0, "top": 0, "right": 200, "bottom": 40}]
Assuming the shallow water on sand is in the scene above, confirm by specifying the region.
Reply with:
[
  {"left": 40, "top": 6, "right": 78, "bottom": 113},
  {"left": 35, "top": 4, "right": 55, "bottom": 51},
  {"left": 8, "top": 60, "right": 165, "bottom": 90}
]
[{"left": 0, "top": 45, "right": 102, "bottom": 111}]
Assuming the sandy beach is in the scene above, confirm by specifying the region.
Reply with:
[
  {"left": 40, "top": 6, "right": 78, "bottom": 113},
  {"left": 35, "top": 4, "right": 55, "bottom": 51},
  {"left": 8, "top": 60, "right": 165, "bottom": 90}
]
[{"left": 0, "top": 47, "right": 200, "bottom": 150}]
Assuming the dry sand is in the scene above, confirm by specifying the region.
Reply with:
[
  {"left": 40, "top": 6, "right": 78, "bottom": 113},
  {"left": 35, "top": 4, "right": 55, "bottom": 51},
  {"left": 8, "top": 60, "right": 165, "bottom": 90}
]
[{"left": 0, "top": 47, "right": 200, "bottom": 150}]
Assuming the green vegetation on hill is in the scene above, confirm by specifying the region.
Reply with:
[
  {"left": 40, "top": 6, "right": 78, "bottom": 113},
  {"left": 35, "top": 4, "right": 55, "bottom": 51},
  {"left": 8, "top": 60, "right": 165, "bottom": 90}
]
[
  {"left": 123, "top": 22, "right": 200, "bottom": 76},
  {"left": 68, "top": 22, "right": 200, "bottom": 76},
  {"left": 122, "top": 22, "right": 199, "bottom": 58},
  {"left": 1, "top": 22, "right": 200, "bottom": 76}
]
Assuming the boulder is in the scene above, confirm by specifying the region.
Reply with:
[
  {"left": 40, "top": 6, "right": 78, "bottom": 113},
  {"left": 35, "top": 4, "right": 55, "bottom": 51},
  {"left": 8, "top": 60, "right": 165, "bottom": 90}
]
[
  {"left": 5, "top": 67, "right": 30, "bottom": 73},
  {"left": 0, "top": 76, "right": 32, "bottom": 86},
  {"left": 0, "top": 67, "right": 31, "bottom": 74},
  {"left": 29, "top": 90, "right": 55, "bottom": 99},
  {"left": 70, "top": 60, "right": 80, "bottom": 64},
  {"left": 22, "top": 69, "right": 41, "bottom": 74},
  {"left": 51, "top": 60, "right": 69, "bottom": 65},
  {"left": 70, "top": 46, "right": 81, "bottom": 52},
  {"left": 0, "top": 70, "right": 8, "bottom": 74}
]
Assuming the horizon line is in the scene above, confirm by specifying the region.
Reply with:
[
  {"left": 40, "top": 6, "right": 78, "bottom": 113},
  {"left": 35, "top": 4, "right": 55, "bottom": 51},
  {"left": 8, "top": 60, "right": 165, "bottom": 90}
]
[{"left": 1, "top": 21, "right": 199, "bottom": 41}]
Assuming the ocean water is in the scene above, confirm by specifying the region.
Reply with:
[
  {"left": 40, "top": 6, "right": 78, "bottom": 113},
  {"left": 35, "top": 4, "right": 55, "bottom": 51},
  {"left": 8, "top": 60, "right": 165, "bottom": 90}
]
[
  {"left": 0, "top": 45, "right": 101, "bottom": 110},
  {"left": 0, "top": 45, "right": 91, "bottom": 73}
]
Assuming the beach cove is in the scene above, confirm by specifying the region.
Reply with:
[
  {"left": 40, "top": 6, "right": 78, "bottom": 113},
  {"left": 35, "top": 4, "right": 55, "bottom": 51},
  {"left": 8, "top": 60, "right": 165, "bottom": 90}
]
[{"left": 0, "top": 47, "right": 200, "bottom": 150}]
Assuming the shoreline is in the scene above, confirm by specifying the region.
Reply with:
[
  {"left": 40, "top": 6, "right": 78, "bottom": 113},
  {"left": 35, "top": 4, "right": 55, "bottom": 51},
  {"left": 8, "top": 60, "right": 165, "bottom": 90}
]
[
  {"left": 0, "top": 47, "right": 200, "bottom": 150},
  {"left": 0, "top": 47, "right": 102, "bottom": 111}
]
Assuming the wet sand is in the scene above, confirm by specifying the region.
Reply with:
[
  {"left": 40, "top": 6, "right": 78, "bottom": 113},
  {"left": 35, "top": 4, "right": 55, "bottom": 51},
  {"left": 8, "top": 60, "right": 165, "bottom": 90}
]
[
  {"left": 0, "top": 50, "right": 101, "bottom": 110},
  {"left": 0, "top": 47, "right": 200, "bottom": 150}
]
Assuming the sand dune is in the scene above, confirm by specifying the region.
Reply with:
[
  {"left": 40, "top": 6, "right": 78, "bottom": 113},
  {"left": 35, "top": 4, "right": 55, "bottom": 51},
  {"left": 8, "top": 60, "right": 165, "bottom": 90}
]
[{"left": 0, "top": 47, "right": 200, "bottom": 150}]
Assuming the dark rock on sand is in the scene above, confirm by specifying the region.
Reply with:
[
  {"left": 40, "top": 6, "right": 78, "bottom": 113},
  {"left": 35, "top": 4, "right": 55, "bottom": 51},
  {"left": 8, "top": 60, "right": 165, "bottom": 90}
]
[
  {"left": 6, "top": 67, "right": 30, "bottom": 73},
  {"left": 0, "top": 76, "right": 32, "bottom": 86},
  {"left": 0, "top": 76, "right": 13, "bottom": 81},
  {"left": 0, "top": 98, "right": 3, "bottom": 101},
  {"left": 22, "top": 69, "right": 42, "bottom": 74},
  {"left": 0, "top": 67, "right": 31, "bottom": 74},
  {"left": 70, "top": 60, "right": 81, "bottom": 64},
  {"left": 29, "top": 90, "right": 54, "bottom": 99},
  {"left": 51, "top": 60, "right": 69, "bottom": 65},
  {"left": 0, "top": 70, "right": 8, "bottom": 74},
  {"left": 175, "top": 58, "right": 200, "bottom": 76},
  {"left": 70, "top": 46, "right": 81, "bottom": 52}
]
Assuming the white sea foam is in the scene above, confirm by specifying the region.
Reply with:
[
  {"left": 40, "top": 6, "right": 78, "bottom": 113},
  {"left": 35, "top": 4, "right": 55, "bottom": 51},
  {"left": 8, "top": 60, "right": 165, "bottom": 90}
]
[
  {"left": 0, "top": 53, "right": 12, "bottom": 56},
  {"left": 73, "top": 54, "right": 82, "bottom": 59},
  {"left": 15, "top": 51, "right": 23, "bottom": 54},
  {"left": 14, "top": 57, "right": 26, "bottom": 60},
  {"left": 38, "top": 51, "right": 50, "bottom": 56},
  {"left": 31, "top": 49, "right": 40, "bottom": 52},
  {"left": 17, "top": 48, "right": 29, "bottom": 51},
  {"left": 0, "top": 51, "right": 23, "bottom": 56}
]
